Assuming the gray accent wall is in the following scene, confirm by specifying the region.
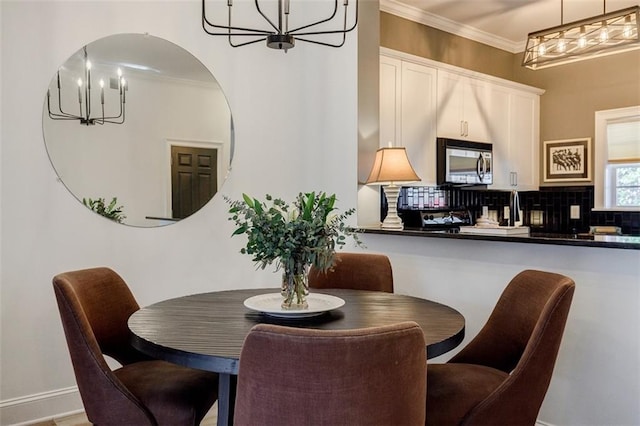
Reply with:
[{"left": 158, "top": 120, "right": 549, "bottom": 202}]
[{"left": 380, "top": 12, "right": 514, "bottom": 80}]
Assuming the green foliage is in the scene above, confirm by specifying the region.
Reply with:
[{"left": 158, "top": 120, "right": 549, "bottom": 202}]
[
  {"left": 225, "top": 192, "right": 361, "bottom": 274},
  {"left": 82, "top": 197, "right": 126, "bottom": 223}
]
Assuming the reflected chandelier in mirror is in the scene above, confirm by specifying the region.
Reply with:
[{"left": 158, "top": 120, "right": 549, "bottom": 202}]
[
  {"left": 43, "top": 33, "right": 234, "bottom": 227},
  {"left": 47, "top": 45, "right": 127, "bottom": 125}
]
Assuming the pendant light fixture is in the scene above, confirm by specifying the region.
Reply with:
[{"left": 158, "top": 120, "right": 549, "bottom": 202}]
[
  {"left": 523, "top": 0, "right": 639, "bottom": 70},
  {"left": 47, "top": 46, "right": 127, "bottom": 125},
  {"left": 201, "top": 0, "right": 358, "bottom": 52}
]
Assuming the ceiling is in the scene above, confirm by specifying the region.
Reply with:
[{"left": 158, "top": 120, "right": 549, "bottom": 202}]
[
  {"left": 79, "top": 33, "right": 218, "bottom": 84},
  {"left": 382, "top": 0, "right": 640, "bottom": 52}
]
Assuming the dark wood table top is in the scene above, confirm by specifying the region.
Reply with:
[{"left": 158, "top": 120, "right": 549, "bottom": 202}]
[{"left": 128, "top": 288, "right": 466, "bottom": 374}]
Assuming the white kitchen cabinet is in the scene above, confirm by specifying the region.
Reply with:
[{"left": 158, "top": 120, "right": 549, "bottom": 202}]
[
  {"left": 379, "top": 55, "right": 402, "bottom": 148},
  {"left": 437, "top": 70, "right": 491, "bottom": 142},
  {"left": 508, "top": 91, "right": 540, "bottom": 190},
  {"left": 489, "top": 86, "right": 540, "bottom": 191},
  {"left": 489, "top": 86, "right": 511, "bottom": 188},
  {"left": 380, "top": 48, "right": 543, "bottom": 191},
  {"left": 379, "top": 55, "right": 437, "bottom": 185}
]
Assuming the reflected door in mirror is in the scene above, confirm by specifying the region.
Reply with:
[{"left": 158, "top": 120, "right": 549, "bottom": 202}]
[{"left": 171, "top": 146, "right": 218, "bottom": 219}]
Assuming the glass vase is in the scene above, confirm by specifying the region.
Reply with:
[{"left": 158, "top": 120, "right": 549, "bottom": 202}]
[{"left": 281, "top": 263, "right": 309, "bottom": 310}]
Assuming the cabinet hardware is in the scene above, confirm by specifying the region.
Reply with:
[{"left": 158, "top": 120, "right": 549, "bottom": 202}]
[{"left": 510, "top": 171, "right": 518, "bottom": 187}]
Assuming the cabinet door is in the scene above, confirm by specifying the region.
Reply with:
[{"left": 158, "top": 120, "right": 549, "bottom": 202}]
[
  {"left": 509, "top": 92, "right": 539, "bottom": 190},
  {"left": 488, "top": 86, "right": 512, "bottom": 189},
  {"left": 489, "top": 88, "right": 540, "bottom": 191},
  {"left": 437, "top": 70, "right": 490, "bottom": 142},
  {"left": 401, "top": 61, "right": 437, "bottom": 185},
  {"left": 463, "top": 78, "right": 491, "bottom": 142},
  {"left": 437, "top": 70, "right": 466, "bottom": 139},
  {"left": 380, "top": 56, "right": 402, "bottom": 147}
]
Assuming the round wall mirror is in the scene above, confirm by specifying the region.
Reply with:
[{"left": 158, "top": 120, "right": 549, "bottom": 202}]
[{"left": 43, "top": 33, "right": 234, "bottom": 227}]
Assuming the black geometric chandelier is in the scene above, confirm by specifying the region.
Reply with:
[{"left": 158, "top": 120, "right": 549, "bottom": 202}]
[
  {"left": 523, "top": 1, "right": 639, "bottom": 70},
  {"left": 47, "top": 46, "right": 127, "bottom": 125},
  {"left": 202, "top": 0, "right": 358, "bottom": 51}
]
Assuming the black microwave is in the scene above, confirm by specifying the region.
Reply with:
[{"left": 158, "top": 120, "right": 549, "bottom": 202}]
[{"left": 437, "top": 138, "right": 493, "bottom": 186}]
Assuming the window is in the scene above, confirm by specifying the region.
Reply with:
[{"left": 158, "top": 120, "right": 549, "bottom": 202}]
[
  {"left": 595, "top": 107, "right": 640, "bottom": 211},
  {"left": 606, "top": 163, "right": 640, "bottom": 207},
  {"left": 605, "top": 120, "right": 640, "bottom": 208}
]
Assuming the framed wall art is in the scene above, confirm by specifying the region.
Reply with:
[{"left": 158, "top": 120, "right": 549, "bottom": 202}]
[{"left": 543, "top": 138, "right": 591, "bottom": 183}]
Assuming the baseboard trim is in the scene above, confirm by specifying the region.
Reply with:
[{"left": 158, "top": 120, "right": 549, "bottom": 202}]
[
  {"left": 0, "top": 386, "right": 556, "bottom": 426},
  {"left": 0, "top": 386, "right": 83, "bottom": 425}
]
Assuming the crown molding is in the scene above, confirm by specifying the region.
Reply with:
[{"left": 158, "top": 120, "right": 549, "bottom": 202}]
[{"left": 380, "top": 0, "right": 525, "bottom": 53}]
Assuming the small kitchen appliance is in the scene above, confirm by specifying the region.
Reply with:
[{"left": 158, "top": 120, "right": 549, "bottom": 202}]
[
  {"left": 398, "top": 207, "right": 472, "bottom": 233},
  {"left": 437, "top": 138, "right": 493, "bottom": 186}
]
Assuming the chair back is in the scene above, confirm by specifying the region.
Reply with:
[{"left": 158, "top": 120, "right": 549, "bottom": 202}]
[
  {"left": 308, "top": 252, "right": 394, "bottom": 293},
  {"left": 234, "top": 321, "right": 426, "bottom": 426},
  {"left": 53, "top": 267, "right": 155, "bottom": 424},
  {"left": 450, "top": 269, "right": 575, "bottom": 425}
]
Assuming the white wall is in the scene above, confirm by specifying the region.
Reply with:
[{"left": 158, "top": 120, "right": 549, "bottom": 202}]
[
  {"left": 0, "top": 1, "right": 358, "bottom": 423},
  {"left": 363, "top": 234, "right": 640, "bottom": 426}
]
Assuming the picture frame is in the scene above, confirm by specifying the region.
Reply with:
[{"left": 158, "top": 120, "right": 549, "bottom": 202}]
[{"left": 543, "top": 138, "right": 591, "bottom": 183}]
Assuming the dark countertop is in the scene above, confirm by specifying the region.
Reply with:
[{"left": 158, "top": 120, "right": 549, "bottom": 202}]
[{"left": 359, "top": 227, "right": 640, "bottom": 250}]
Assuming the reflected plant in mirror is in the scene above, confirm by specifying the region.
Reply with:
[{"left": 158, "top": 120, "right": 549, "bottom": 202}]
[
  {"left": 43, "top": 33, "right": 234, "bottom": 227},
  {"left": 82, "top": 197, "right": 126, "bottom": 223}
]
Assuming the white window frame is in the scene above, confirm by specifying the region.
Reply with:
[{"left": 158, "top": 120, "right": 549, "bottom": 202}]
[{"left": 594, "top": 106, "right": 640, "bottom": 211}]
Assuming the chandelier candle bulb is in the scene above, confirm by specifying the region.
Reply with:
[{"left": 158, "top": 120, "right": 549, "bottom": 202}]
[
  {"left": 557, "top": 33, "right": 567, "bottom": 52},
  {"left": 600, "top": 23, "right": 609, "bottom": 42},
  {"left": 86, "top": 60, "right": 91, "bottom": 90},
  {"left": 578, "top": 26, "right": 587, "bottom": 48},
  {"left": 624, "top": 16, "right": 633, "bottom": 38},
  {"left": 538, "top": 38, "right": 546, "bottom": 56}
]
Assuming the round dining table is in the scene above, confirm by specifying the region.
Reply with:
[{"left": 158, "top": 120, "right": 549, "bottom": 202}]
[{"left": 128, "top": 288, "right": 465, "bottom": 426}]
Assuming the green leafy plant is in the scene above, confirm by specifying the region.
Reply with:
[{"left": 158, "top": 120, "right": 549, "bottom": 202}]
[
  {"left": 225, "top": 191, "right": 361, "bottom": 274},
  {"left": 82, "top": 197, "right": 126, "bottom": 223}
]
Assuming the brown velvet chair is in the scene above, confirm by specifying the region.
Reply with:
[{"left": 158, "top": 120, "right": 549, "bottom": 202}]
[
  {"left": 234, "top": 321, "right": 426, "bottom": 426},
  {"left": 53, "top": 267, "right": 218, "bottom": 426},
  {"left": 426, "top": 269, "right": 576, "bottom": 426},
  {"left": 308, "top": 252, "right": 394, "bottom": 293}
]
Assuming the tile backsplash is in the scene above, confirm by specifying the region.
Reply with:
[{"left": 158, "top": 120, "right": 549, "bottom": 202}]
[{"left": 395, "top": 186, "right": 640, "bottom": 235}]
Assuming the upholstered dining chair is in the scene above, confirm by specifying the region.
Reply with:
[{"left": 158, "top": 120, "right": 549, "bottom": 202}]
[
  {"left": 425, "top": 269, "right": 576, "bottom": 426},
  {"left": 234, "top": 321, "right": 426, "bottom": 425},
  {"left": 308, "top": 252, "right": 394, "bottom": 293},
  {"left": 53, "top": 267, "right": 218, "bottom": 426}
]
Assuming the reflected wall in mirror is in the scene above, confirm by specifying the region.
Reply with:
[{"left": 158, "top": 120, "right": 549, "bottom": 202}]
[{"left": 43, "top": 33, "right": 234, "bottom": 227}]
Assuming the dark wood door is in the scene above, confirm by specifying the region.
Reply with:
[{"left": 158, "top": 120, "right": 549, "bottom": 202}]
[{"left": 171, "top": 146, "right": 218, "bottom": 219}]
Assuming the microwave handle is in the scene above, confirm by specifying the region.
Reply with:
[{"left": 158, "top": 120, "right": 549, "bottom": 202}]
[{"left": 476, "top": 154, "right": 486, "bottom": 181}]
